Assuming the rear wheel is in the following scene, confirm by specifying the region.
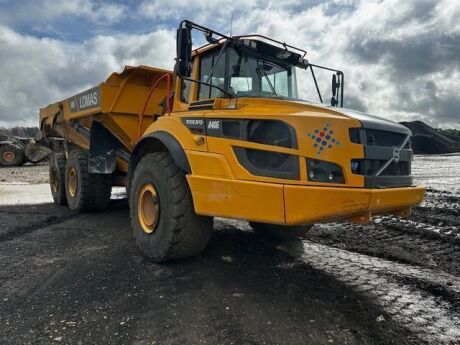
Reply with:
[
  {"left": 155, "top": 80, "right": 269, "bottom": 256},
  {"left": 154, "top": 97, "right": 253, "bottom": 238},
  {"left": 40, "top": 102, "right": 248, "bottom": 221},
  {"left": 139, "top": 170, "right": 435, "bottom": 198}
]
[
  {"left": 49, "top": 152, "right": 67, "bottom": 205},
  {"left": 250, "top": 222, "right": 313, "bottom": 241},
  {"left": 65, "top": 150, "right": 112, "bottom": 211},
  {"left": 0, "top": 145, "right": 24, "bottom": 166},
  {"left": 130, "top": 152, "right": 213, "bottom": 262}
]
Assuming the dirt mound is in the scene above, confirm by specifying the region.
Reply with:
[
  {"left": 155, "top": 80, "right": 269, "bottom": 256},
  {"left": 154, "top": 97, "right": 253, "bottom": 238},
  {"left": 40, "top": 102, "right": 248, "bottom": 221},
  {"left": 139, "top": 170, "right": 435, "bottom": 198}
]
[{"left": 400, "top": 121, "right": 460, "bottom": 154}]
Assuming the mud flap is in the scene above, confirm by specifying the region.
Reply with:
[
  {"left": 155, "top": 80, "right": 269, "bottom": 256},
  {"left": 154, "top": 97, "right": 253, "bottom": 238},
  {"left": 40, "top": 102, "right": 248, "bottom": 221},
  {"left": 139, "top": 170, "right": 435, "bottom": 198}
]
[{"left": 89, "top": 122, "right": 121, "bottom": 174}]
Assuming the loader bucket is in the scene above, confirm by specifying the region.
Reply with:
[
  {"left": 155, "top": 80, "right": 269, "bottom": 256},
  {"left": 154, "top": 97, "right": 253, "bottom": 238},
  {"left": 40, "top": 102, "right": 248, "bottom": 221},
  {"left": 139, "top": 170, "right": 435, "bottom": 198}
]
[{"left": 24, "top": 142, "right": 52, "bottom": 163}]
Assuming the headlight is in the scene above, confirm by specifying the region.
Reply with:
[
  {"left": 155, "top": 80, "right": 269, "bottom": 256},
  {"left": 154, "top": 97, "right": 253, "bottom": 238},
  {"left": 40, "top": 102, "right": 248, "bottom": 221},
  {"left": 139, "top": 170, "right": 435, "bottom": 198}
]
[
  {"left": 351, "top": 160, "right": 361, "bottom": 174},
  {"left": 306, "top": 159, "right": 345, "bottom": 183}
]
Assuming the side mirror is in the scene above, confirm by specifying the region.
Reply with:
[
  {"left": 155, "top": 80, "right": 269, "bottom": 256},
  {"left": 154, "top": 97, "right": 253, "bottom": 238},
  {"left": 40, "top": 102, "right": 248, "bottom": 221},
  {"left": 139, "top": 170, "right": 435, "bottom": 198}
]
[
  {"left": 175, "top": 27, "right": 192, "bottom": 77},
  {"left": 331, "top": 74, "right": 340, "bottom": 107}
]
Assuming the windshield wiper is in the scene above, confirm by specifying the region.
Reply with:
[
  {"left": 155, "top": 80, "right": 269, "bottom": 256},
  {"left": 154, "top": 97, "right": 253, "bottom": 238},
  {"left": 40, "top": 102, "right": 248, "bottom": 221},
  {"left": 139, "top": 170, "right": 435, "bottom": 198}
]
[
  {"left": 205, "top": 41, "right": 228, "bottom": 85},
  {"left": 256, "top": 62, "right": 277, "bottom": 96},
  {"left": 181, "top": 76, "right": 234, "bottom": 98}
]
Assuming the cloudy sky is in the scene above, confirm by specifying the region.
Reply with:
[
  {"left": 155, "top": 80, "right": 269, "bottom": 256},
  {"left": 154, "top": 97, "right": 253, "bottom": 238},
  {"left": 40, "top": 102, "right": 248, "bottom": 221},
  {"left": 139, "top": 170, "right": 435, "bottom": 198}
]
[{"left": 0, "top": 0, "right": 459, "bottom": 128}]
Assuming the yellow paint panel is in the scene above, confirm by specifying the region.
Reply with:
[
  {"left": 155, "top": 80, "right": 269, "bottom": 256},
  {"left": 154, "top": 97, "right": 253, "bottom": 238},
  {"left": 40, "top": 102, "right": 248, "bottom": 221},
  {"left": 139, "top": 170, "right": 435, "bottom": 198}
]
[
  {"left": 143, "top": 116, "right": 208, "bottom": 152},
  {"left": 186, "top": 151, "right": 234, "bottom": 178},
  {"left": 101, "top": 84, "right": 165, "bottom": 116},
  {"left": 202, "top": 103, "right": 365, "bottom": 187},
  {"left": 187, "top": 176, "right": 285, "bottom": 223}
]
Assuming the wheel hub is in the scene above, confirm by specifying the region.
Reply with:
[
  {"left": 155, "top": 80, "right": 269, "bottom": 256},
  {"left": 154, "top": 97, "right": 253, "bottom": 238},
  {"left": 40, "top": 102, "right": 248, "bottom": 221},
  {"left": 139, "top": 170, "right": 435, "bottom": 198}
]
[
  {"left": 68, "top": 167, "right": 78, "bottom": 197},
  {"left": 137, "top": 183, "right": 160, "bottom": 234},
  {"left": 2, "top": 151, "right": 15, "bottom": 162}
]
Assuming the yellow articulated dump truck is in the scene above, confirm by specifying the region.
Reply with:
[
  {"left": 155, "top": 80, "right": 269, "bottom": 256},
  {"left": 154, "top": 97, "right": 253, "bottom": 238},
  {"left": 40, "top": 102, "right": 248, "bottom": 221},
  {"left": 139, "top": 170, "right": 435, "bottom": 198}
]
[{"left": 39, "top": 20, "right": 425, "bottom": 262}]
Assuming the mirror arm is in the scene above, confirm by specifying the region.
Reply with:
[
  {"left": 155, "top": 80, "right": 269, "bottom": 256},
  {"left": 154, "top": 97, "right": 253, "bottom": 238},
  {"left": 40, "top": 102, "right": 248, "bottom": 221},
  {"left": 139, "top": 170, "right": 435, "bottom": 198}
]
[
  {"left": 309, "top": 63, "right": 345, "bottom": 107},
  {"left": 309, "top": 65, "right": 323, "bottom": 104},
  {"left": 180, "top": 20, "right": 232, "bottom": 42}
]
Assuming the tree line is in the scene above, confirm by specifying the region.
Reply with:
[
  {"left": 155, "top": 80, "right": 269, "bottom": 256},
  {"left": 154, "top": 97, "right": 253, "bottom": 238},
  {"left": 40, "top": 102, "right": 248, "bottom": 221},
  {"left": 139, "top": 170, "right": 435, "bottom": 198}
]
[{"left": 0, "top": 126, "right": 41, "bottom": 138}]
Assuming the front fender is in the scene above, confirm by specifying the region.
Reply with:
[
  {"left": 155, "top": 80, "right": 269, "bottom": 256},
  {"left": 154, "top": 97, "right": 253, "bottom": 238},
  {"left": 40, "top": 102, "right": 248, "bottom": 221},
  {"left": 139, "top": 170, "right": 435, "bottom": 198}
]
[{"left": 129, "top": 130, "right": 191, "bottom": 175}]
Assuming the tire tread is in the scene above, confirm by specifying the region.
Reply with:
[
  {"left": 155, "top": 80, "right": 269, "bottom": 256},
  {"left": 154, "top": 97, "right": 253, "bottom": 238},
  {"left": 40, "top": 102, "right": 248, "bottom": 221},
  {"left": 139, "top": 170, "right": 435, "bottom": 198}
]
[
  {"left": 65, "top": 150, "right": 111, "bottom": 211},
  {"left": 49, "top": 152, "right": 67, "bottom": 205},
  {"left": 130, "top": 152, "right": 212, "bottom": 262}
]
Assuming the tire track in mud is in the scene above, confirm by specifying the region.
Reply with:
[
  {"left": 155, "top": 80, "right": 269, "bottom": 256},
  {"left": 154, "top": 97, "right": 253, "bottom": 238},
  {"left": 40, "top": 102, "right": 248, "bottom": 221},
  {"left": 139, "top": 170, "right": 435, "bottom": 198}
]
[
  {"left": 306, "top": 221, "right": 460, "bottom": 276},
  {"left": 304, "top": 184, "right": 460, "bottom": 275},
  {"left": 422, "top": 190, "right": 460, "bottom": 212},
  {"left": 377, "top": 216, "right": 460, "bottom": 241},
  {"left": 414, "top": 192, "right": 460, "bottom": 236},
  {"left": 279, "top": 240, "right": 460, "bottom": 344}
]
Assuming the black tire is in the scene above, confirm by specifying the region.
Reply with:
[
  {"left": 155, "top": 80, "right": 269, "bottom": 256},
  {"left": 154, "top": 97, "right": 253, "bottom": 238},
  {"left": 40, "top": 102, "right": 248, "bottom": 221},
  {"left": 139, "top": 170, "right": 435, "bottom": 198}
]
[
  {"left": 0, "top": 144, "right": 25, "bottom": 166},
  {"left": 49, "top": 152, "right": 67, "bottom": 205},
  {"left": 130, "top": 152, "right": 213, "bottom": 262},
  {"left": 250, "top": 222, "right": 313, "bottom": 241},
  {"left": 65, "top": 150, "right": 112, "bottom": 211}
]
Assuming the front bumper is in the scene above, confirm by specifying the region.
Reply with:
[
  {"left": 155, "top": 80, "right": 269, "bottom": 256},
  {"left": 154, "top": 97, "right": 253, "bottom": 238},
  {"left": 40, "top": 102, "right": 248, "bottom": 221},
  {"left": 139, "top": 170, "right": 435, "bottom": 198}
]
[
  {"left": 187, "top": 175, "right": 425, "bottom": 225},
  {"left": 284, "top": 184, "right": 425, "bottom": 225}
]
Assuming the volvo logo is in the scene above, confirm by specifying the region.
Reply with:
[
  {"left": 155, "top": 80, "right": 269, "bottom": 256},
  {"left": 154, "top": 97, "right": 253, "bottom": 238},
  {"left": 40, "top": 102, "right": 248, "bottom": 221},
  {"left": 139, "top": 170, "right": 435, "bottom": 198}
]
[{"left": 392, "top": 147, "right": 401, "bottom": 162}]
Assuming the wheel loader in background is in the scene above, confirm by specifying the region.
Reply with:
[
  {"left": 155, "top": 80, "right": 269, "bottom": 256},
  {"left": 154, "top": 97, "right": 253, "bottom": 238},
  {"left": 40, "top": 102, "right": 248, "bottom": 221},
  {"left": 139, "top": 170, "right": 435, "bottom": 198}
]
[
  {"left": 39, "top": 20, "right": 425, "bottom": 262},
  {"left": 0, "top": 134, "right": 51, "bottom": 166}
]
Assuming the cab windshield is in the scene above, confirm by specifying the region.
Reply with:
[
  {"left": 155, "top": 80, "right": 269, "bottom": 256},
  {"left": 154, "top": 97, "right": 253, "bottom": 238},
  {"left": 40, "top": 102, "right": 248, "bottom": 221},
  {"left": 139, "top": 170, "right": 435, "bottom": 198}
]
[{"left": 198, "top": 46, "right": 298, "bottom": 100}]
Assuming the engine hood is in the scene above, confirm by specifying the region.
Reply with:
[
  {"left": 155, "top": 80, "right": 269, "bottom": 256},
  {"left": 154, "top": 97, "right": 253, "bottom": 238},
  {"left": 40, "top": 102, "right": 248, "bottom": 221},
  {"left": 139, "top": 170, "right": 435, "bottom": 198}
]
[
  {"left": 338, "top": 108, "right": 412, "bottom": 135},
  {"left": 233, "top": 98, "right": 412, "bottom": 136},
  {"left": 290, "top": 100, "right": 412, "bottom": 135}
]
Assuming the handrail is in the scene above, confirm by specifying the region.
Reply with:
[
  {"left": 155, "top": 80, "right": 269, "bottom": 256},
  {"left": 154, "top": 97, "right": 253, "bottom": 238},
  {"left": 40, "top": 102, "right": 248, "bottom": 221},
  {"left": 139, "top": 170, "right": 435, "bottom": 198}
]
[{"left": 137, "top": 73, "right": 172, "bottom": 139}]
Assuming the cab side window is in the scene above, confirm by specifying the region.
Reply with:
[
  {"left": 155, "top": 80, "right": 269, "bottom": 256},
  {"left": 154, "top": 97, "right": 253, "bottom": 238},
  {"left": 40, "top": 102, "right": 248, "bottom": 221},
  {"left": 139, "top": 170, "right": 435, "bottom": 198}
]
[
  {"left": 261, "top": 70, "right": 289, "bottom": 97},
  {"left": 198, "top": 50, "right": 226, "bottom": 100}
]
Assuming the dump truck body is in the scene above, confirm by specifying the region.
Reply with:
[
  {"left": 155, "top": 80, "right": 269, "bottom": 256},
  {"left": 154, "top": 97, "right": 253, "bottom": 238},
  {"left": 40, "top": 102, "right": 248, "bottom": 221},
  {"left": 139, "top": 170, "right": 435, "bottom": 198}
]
[
  {"left": 40, "top": 65, "right": 173, "bottom": 178},
  {"left": 39, "top": 20, "right": 425, "bottom": 261},
  {"left": 40, "top": 65, "right": 173, "bottom": 153}
]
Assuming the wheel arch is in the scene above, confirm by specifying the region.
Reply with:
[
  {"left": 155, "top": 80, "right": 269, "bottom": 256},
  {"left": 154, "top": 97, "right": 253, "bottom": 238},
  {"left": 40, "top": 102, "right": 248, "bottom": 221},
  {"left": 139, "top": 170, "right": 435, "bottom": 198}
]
[{"left": 128, "top": 131, "right": 191, "bottom": 191}]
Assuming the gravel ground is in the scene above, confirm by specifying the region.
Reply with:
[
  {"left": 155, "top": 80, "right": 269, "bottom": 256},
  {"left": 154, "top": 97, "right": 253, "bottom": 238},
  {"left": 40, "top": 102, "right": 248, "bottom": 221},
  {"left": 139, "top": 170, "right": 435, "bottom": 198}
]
[
  {"left": 0, "top": 162, "right": 48, "bottom": 184},
  {"left": 0, "top": 154, "right": 459, "bottom": 344}
]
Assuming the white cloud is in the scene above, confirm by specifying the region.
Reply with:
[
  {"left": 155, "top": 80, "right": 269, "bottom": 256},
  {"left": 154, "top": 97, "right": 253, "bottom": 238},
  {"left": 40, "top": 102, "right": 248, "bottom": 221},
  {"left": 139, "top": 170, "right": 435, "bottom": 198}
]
[
  {"left": 0, "top": 26, "right": 175, "bottom": 126},
  {"left": 0, "top": 0, "right": 125, "bottom": 25},
  {"left": 227, "top": 0, "right": 460, "bottom": 127},
  {"left": 0, "top": 0, "right": 459, "bottom": 128}
]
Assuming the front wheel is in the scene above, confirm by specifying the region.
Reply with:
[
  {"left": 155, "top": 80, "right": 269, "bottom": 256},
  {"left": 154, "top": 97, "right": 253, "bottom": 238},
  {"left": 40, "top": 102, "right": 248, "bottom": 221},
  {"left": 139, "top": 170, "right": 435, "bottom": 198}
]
[
  {"left": 250, "top": 222, "right": 313, "bottom": 241},
  {"left": 129, "top": 152, "right": 213, "bottom": 262}
]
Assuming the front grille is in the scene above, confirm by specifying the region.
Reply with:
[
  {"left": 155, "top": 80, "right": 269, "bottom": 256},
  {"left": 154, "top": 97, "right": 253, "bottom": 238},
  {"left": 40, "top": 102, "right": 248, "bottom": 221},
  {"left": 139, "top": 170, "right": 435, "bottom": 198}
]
[
  {"left": 350, "top": 128, "right": 413, "bottom": 188},
  {"left": 349, "top": 128, "right": 410, "bottom": 148},
  {"left": 352, "top": 159, "right": 411, "bottom": 176}
]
